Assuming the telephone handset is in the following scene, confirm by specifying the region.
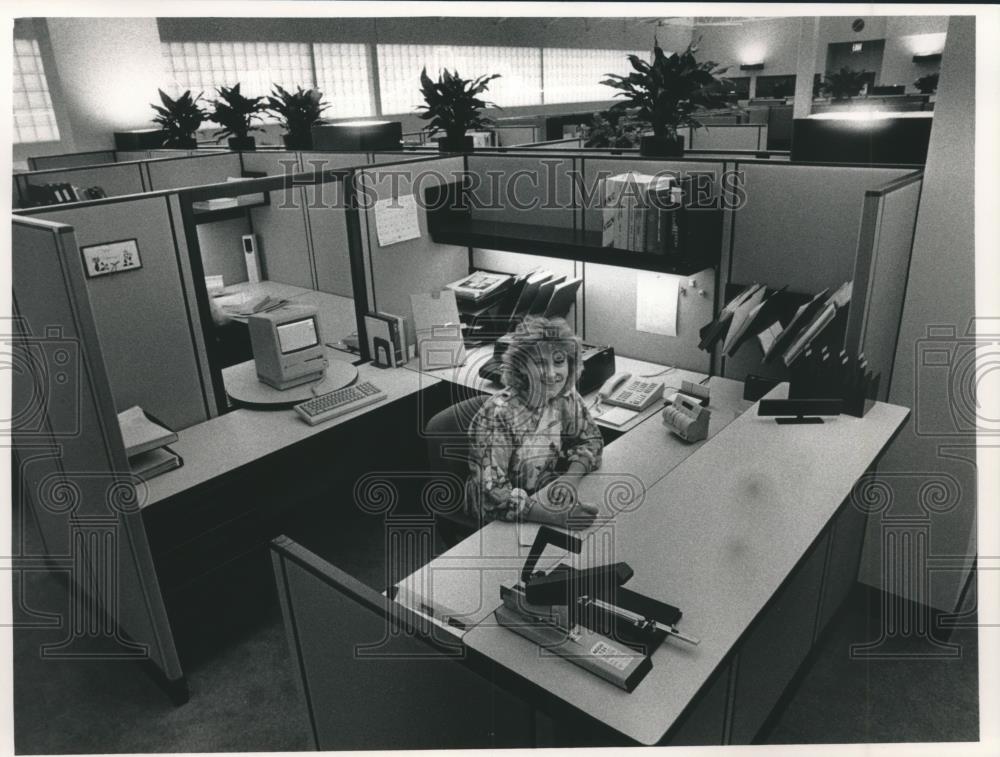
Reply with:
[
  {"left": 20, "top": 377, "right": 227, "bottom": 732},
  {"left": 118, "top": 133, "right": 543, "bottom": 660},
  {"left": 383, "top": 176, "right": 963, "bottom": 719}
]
[{"left": 598, "top": 372, "right": 665, "bottom": 412}]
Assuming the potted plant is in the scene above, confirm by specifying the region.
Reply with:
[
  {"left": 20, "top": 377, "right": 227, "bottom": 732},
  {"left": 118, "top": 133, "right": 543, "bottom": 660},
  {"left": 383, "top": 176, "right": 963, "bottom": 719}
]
[
  {"left": 914, "top": 72, "right": 939, "bottom": 95},
  {"left": 417, "top": 68, "right": 501, "bottom": 152},
  {"left": 265, "top": 85, "right": 329, "bottom": 150},
  {"left": 600, "top": 41, "right": 734, "bottom": 157},
  {"left": 209, "top": 83, "right": 265, "bottom": 151},
  {"left": 819, "top": 68, "right": 871, "bottom": 101},
  {"left": 150, "top": 89, "right": 207, "bottom": 149},
  {"left": 582, "top": 110, "right": 642, "bottom": 149}
]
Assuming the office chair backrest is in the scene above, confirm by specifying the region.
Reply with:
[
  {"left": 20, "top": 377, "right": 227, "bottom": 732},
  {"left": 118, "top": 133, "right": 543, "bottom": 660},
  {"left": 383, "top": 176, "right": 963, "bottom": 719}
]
[
  {"left": 271, "top": 536, "right": 532, "bottom": 750},
  {"left": 425, "top": 395, "right": 487, "bottom": 533}
]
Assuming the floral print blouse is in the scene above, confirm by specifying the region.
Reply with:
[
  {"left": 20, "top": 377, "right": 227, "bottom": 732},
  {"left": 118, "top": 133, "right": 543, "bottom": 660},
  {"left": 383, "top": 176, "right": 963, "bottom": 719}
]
[{"left": 465, "top": 388, "right": 603, "bottom": 524}]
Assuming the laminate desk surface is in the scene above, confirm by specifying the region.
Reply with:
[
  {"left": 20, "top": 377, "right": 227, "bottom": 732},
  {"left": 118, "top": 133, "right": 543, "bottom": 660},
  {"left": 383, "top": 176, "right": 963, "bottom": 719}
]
[
  {"left": 462, "top": 399, "right": 910, "bottom": 745},
  {"left": 394, "top": 375, "right": 750, "bottom": 632},
  {"left": 140, "top": 364, "right": 437, "bottom": 508}
]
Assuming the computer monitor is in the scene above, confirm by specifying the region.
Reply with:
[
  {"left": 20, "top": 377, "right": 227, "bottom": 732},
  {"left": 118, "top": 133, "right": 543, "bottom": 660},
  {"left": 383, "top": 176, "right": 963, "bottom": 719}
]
[{"left": 247, "top": 305, "right": 326, "bottom": 390}]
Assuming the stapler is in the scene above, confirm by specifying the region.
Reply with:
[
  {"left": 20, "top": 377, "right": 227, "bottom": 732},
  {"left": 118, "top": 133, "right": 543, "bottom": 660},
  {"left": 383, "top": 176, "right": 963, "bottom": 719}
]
[{"left": 494, "top": 526, "right": 698, "bottom": 692}]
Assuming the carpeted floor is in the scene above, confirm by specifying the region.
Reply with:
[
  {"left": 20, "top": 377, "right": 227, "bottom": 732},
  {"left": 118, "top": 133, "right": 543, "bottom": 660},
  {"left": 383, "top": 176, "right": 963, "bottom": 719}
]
[{"left": 12, "top": 503, "right": 979, "bottom": 753}]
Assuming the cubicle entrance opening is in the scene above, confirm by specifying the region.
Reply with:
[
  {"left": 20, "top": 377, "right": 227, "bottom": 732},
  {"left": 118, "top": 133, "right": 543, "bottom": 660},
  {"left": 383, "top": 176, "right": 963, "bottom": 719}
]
[{"left": 176, "top": 168, "right": 370, "bottom": 415}]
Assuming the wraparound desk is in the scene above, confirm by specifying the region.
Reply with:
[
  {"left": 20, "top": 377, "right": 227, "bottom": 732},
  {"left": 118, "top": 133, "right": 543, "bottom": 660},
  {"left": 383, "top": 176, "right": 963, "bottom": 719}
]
[{"left": 393, "top": 390, "right": 910, "bottom": 745}]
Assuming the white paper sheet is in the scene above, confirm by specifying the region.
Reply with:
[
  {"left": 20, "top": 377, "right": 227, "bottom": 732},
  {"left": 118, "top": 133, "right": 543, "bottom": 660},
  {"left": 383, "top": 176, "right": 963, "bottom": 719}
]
[
  {"left": 635, "top": 271, "right": 680, "bottom": 336},
  {"left": 375, "top": 193, "right": 421, "bottom": 247}
]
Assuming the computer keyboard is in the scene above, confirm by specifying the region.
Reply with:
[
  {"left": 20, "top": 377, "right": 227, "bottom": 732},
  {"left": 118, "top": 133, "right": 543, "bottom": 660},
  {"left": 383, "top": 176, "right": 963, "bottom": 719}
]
[{"left": 294, "top": 381, "right": 386, "bottom": 425}]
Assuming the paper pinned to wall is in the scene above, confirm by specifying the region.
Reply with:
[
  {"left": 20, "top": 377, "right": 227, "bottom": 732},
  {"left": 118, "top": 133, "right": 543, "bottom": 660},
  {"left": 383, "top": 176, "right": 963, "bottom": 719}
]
[
  {"left": 375, "top": 193, "right": 421, "bottom": 247},
  {"left": 635, "top": 271, "right": 680, "bottom": 336}
]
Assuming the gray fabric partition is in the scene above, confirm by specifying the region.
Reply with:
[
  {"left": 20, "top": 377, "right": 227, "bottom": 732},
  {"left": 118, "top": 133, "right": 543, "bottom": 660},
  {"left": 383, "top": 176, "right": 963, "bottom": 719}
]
[
  {"left": 271, "top": 537, "right": 533, "bottom": 750},
  {"left": 145, "top": 152, "right": 243, "bottom": 191},
  {"left": 22, "top": 196, "right": 215, "bottom": 430},
  {"left": 845, "top": 174, "right": 924, "bottom": 400},
  {"left": 468, "top": 154, "right": 576, "bottom": 229},
  {"left": 28, "top": 150, "right": 117, "bottom": 171},
  {"left": 11, "top": 216, "right": 185, "bottom": 697},
  {"left": 18, "top": 162, "right": 146, "bottom": 204},
  {"left": 361, "top": 156, "right": 467, "bottom": 346}
]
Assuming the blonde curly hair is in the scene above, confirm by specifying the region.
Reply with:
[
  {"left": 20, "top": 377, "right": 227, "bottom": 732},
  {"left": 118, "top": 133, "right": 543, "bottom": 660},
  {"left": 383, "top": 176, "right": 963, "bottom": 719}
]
[{"left": 499, "top": 316, "right": 582, "bottom": 398}]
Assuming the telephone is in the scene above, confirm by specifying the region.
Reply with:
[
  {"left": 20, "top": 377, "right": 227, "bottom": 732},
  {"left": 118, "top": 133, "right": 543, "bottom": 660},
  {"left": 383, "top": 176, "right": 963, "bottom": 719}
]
[{"left": 598, "top": 372, "right": 665, "bottom": 412}]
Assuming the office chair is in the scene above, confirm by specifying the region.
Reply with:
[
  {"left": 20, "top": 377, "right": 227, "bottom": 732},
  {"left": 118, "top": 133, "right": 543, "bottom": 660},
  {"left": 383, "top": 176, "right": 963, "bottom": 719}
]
[{"left": 425, "top": 395, "right": 487, "bottom": 546}]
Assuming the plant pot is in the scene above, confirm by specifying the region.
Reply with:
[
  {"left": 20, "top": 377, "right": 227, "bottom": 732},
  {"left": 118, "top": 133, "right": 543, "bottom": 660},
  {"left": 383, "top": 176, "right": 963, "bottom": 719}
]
[
  {"left": 227, "top": 136, "right": 256, "bottom": 151},
  {"left": 640, "top": 134, "right": 685, "bottom": 157},
  {"left": 283, "top": 133, "right": 312, "bottom": 150},
  {"left": 437, "top": 136, "right": 475, "bottom": 152}
]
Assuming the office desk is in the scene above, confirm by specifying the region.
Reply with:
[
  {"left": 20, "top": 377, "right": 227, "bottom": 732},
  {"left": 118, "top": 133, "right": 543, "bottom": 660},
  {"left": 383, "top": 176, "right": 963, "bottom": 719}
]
[
  {"left": 396, "top": 394, "right": 909, "bottom": 745},
  {"left": 138, "top": 364, "right": 441, "bottom": 594},
  {"left": 395, "top": 375, "right": 750, "bottom": 630}
]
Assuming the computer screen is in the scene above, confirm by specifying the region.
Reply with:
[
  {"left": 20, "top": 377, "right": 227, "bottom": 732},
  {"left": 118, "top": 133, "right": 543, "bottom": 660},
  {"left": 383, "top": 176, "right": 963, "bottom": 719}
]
[{"left": 277, "top": 317, "right": 319, "bottom": 354}]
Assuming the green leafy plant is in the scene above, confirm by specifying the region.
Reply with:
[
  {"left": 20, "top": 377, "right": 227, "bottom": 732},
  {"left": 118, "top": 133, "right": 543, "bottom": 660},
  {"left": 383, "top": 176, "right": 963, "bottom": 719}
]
[
  {"left": 600, "top": 40, "right": 735, "bottom": 140},
  {"left": 150, "top": 89, "right": 207, "bottom": 148},
  {"left": 209, "top": 83, "right": 265, "bottom": 143},
  {"left": 914, "top": 72, "right": 939, "bottom": 94},
  {"left": 582, "top": 111, "right": 642, "bottom": 149},
  {"left": 417, "top": 68, "right": 501, "bottom": 144},
  {"left": 819, "top": 68, "right": 870, "bottom": 100},
  {"left": 265, "top": 85, "right": 329, "bottom": 148}
]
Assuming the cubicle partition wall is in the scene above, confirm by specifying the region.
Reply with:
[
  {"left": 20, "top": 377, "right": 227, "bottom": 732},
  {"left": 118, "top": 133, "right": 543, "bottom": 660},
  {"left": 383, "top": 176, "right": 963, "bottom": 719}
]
[
  {"left": 271, "top": 536, "right": 534, "bottom": 750},
  {"left": 144, "top": 152, "right": 243, "bottom": 191},
  {"left": 16, "top": 194, "right": 216, "bottom": 431},
  {"left": 27, "top": 149, "right": 118, "bottom": 171},
  {"left": 494, "top": 124, "right": 542, "bottom": 147},
  {"left": 687, "top": 124, "right": 767, "bottom": 152},
  {"left": 11, "top": 216, "right": 186, "bottom": 701},
  {"left": 14, "top": 161, "right": 147, "bottom": 209},
  {"left": 845, "top": 172, "right": 924, "bottom": 400},
  {"left": 720, "top": 161, "right": 916, "bottom": 382},
  {"left": 358, "top": 156, "right": 468, "bottom": 346},
  {"left": 518, "top": 138, "right": 585, "bottom": 150}
]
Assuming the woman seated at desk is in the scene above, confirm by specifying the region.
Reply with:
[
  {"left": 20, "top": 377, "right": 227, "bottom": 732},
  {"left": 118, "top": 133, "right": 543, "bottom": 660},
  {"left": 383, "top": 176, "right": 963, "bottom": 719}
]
[{"left": 465, "top": 316, "right": 602, "bottom": 530}]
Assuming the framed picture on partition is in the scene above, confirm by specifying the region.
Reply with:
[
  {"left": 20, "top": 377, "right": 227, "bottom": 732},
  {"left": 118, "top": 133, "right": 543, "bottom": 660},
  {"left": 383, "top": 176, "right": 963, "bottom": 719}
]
[{"left": 80, "top": 238, "right": 142, "bottom": 278}]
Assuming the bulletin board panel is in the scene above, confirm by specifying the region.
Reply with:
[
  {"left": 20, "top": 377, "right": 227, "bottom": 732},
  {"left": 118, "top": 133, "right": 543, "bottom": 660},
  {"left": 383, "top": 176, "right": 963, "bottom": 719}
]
[
  {"left": 360, "top": 156, "right": 468, "bottom": 346},
  {"left": 583, "top": 263, "right": 714, "bottom": 372},
  {"left": 11, "top": 216, "right": 185, "bottom": 695},
  {"left": 23, "top": 196, "right": 215, "bottom": 430},
  {"left": 145, "top": 152, "right": 242, "bottom": 191}
]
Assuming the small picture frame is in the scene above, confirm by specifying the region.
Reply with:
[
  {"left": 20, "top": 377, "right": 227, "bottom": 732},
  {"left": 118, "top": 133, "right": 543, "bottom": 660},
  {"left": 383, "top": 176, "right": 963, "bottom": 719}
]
[{"left": 81, "top": 238, "right": 142, "bottom": 278}]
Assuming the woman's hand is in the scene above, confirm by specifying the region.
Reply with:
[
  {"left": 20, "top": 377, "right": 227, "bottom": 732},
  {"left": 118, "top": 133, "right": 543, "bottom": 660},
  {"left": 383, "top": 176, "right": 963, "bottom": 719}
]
[{"left": 529, "top": 484, "right": 599, "bottom": 531}]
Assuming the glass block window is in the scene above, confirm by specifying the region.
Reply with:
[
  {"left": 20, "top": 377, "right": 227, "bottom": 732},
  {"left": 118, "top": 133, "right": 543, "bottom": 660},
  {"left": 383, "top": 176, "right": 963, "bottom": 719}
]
[
  {"left": 377, "top": 44, "right": 542, "bottom": 115},
  {"left": 542, "top": 48, "right": 648, "bottom": 105},
  {"left": 313, "top": 43, "right": 375, "bottom": 118},
  {"left": 13, "top": 38, "right": 60, "bottom": 144},
  {"left": 160, "top": 41, "right": 315, "bottom": 100}
]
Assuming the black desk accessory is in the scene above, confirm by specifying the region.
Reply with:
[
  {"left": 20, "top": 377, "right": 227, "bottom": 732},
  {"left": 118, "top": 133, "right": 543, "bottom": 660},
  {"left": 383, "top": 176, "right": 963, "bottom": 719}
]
[
  {"left": 494, "top": 526, "right": 696, "bottom": 692},
  {"left": 789, "top": 349, "right": 880, "bottom": 419},
  {"left": 758, "top": 398, "right": 843, "bottom": 424}
]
